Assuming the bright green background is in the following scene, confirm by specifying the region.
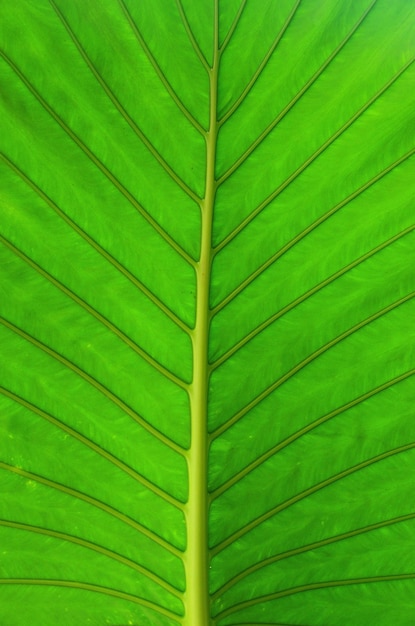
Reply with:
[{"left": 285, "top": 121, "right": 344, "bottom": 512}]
[{"left": 1, "top": 0, "right": 415, "bottom": 624}]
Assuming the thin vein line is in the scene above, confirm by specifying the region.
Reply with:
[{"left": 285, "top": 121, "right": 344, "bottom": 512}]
[
  {"left": 0, "top": 382, "right": 184, "bottom": 509},
  {"left": 214, "top": 53, "right": 414, "bottom": 254},
  {"left": 0, "top": 318, "right": 185, "bottom": 454},
  {"left": 52, "top": 0, "right": 200, "bottom": 203},
  {"left": 218, "top": 0, "right": 248, "bottom": 54},
  {"left": 0, "top": 152, "right": 191, "bottom": 335},
  {"left": 212, "top": 442, "right": 415, "bottom": 555},
  {"left": 0, "top": 519, "right": 183, "bottom": 598},
  {"left": 217, "top": 0, "right": 377, "bottom": 182},
  {"left": 49, "top": 0, "right": 204, "bottom": 197},
  {"left": 218, "top": 0, "right": 303, "bottom": 125},
  {"left": 211, "top": 369, "right": 415, "bottom": 498},
  {"left": 0, "top": 578, "right": 182, "bottom": 621},
  {"left": 0, "top": 49, "right": 195, "bottom": 267},
  {"left": 216, "top": 573, "right": 415, "bottom": 620},
  {"left": 212, "top": 148, "right": 415, "bottom": 317},
  {"left": 116, "top": 0, "right": 205, "bottom": 134},
  {"left": 211, "top": 222, "right": 415, "bottom": 369},
  {"left": 213, "top": 511, "right": 415, "bottom": 599},
  {"left": 210, "top": 292, "right": 414, "bottom": 439},
  {"left": 0, "top": 461, "right": 183, "bottom": 558},
  {"left": 0, "top": 235, "right": 188, "bottom": 391},
  {"left": 175, "top": 0, "right": 210, "bottom": 71}
]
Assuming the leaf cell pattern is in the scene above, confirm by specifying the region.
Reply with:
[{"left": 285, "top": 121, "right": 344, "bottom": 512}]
[{"left": 1, "top": 0, "right": 415, "bottom": 625}]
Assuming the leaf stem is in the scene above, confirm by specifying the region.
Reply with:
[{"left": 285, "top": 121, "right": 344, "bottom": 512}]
[{"left": 184, "top": 3, "right": 219, "bottom": 624}]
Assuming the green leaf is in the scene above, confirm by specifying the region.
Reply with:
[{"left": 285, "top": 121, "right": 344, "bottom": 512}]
[{"left": 1, "top": 1, "right": 415, "bottom": 624}]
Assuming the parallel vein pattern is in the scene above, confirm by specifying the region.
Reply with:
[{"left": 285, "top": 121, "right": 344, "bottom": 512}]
[
  {"left": 208, "top": 0, "right": 415, "bottom": 624},
  {"left": 1, "top": 1, "right": 415, "bottom": 625}
]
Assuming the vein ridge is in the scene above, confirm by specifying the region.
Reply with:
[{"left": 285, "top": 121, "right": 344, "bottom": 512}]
[
  {"left": 0, "top": 461, "right": 183, "bottom": 558},
  {"left": 211, "top": 222, "right": 415, "bottom": 367},
  {"left": 0, "top": 235, "right": 189, "bottom": 391},
  {"left": 212, "top": 442, "right": 415, "bottom": 555},
  {"left": 211, "top": 292, "right": 414, "bottom": 438},
  {"left": 0, "top": 50, "right": 194, "bottom": 266},
  {"left": 0, "top": 152, "right": 191, "bottom": 334},
  {"left": 0, "top": 519, "right": 183, "bottom": 597}
]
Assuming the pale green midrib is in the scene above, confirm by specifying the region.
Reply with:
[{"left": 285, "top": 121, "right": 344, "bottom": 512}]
[{"left": 184, "top": 4, "right": 219, "bottom": 624}]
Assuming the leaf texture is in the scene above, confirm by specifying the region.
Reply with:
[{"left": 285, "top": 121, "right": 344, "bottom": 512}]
[{"left": 1, "top": 1, "right": 415, "bottom": 625}]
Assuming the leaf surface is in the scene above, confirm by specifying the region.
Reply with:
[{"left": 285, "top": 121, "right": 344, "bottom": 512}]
[{"left": 1, "top": 1, "right": 415, "bottom": 625}]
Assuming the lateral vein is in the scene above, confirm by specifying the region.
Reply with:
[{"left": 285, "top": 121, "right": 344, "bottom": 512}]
[
  {"left": 211, "top": 369, "right": 415, "bottom": 497},
  {"left": 0, "top": 50, "right": 195, "bottom": 267},
  {"left": 117, "top": 0, "right": 206, "bottom": 134},
  {"left": 213, "top": 511, "right": 415, "bottom": 599},
  {"left": 218, "top": 0, "right": 303, "bottom": 125},
  {"left": 0, "top": 461, "right": 183, "bottom": 558},
  {"left": 211, "top": 223, "right": 415, "bottom": 368},
  {"left": 0, "top": 578, "right": 182, "bottom": 621},
  {"left": 212, "top": 442, "right": 415, "bottom": 556},
  {"left": 0, "top": 519, "right": 183, "bottom": 598},
  {"left": 0, "top": 235, "right": 189, "bottom": 391},
  {"left": 211, "top": 293, "right": 415, "bottom": 438},
  {"left": 0, "top": 383, "right": 184, "bottom": 509},
  {"left": 0, "top": 152, "right": 191, "bottom": 335},
  {"left": 214, "top": 52, "right": 414, "bottom": 253}
]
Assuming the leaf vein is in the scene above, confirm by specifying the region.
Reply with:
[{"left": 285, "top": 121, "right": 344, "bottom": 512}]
[
  {"left": 0, "top": 236, "right": 189, "bottom": 391},
  {"left": 212, "top": 442, "right": 415, "bottom": 555},
  {"left": 0, "top": 383, "right": 184, "bottom": 509},
  {"left": 0, "top": 152, "right": 191, "bottom": 334},
  {"left": 211, "top": 221, "right": 415, "bottom": 368},
  {"left": 175, "top": 0, "right": 210, "bottom": 71},
  {"left": 218, "top": 0, "right": 303, "bottom": 124},
  {"left": 0, "top": 461, "right": 183, "bottom": 558},
  {"left": 0, "top": 519, "right": 183, "bottom": 597},
  {"left": 116, "top": 0, "right": 205, "bottom": 134},
  {"left": 0, "top": 50, "right": 194, "bottom": 266},
  {"left": 49, "top": 0, "right": 201, "bottom": 203},
  {"left": 211, "top": 292, "right": 414, "bottom": 438},
  {"left": 216, "top": 573, "right": 415, "bottom": 620},
  {"left": 218, "top": 0, "right": 248, "bottom": 55},
  {"left": 211, "top": 369, "right": 415, "bottom": 497},
  {"left": 213, "top": 511, "right": 415, "bottom": 599},
  {"left": 215, "top": 49, "right": 414, "bottom": 253},
  {"left": 0, "top": 578, "right": 182, "bottom": 621}
]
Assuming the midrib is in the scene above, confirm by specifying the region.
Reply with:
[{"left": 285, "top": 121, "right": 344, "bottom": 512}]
[{"left": 184, "top": 4, "right": 219, "bottom": 625}]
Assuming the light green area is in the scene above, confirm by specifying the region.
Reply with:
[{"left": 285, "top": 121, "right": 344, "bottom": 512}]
[{"left": 1, "top": 0, "right": 415, "bottom": 625}]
